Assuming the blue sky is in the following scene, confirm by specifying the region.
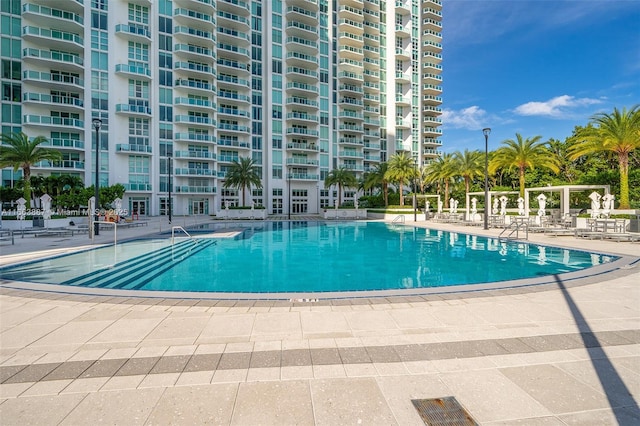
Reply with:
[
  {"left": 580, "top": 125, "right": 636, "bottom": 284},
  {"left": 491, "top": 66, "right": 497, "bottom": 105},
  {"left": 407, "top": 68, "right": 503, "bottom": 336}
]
[{"left": 440, "top": 0, "right": 640, "bottom": 152}]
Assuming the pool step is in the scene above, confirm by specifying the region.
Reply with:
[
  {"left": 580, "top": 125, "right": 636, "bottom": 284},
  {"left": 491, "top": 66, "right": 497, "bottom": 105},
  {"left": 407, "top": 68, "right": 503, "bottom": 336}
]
[
  {"left": 61, "top": 240, "right": 214, "bottom": 289},
  {"left": 108, "top": 239, "right": 217, "bottom": 290}
]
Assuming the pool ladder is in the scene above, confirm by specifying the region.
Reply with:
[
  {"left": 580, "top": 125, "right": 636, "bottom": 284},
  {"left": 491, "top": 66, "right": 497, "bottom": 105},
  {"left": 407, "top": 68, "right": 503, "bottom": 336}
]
[
  {"left": 171, "top": 226, "right": 199, "bottom": 245},
  {"left": 499, "top": 221, "right": 529, "bottom": 241},
  {"left": 392, "top": 215, "right": 405, "bottom": 224}
]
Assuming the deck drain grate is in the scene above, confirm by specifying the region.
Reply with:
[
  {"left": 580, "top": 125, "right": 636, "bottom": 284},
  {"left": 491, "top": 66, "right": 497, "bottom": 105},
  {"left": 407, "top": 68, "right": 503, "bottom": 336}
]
[{"left": 412, "top": 397, "right": 478, "bottom": 425}]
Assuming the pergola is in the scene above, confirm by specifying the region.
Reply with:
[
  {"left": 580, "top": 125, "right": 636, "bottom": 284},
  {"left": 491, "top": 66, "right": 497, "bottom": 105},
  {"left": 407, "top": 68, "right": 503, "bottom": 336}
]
[{"left": 524, "top": 184, "right": 610, "bottom": 217}]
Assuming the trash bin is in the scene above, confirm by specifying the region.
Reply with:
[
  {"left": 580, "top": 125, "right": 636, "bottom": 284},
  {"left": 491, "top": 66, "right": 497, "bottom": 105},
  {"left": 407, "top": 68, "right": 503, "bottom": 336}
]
[{"left": 32, "top": 216, "right": 44, "bottom": 227}]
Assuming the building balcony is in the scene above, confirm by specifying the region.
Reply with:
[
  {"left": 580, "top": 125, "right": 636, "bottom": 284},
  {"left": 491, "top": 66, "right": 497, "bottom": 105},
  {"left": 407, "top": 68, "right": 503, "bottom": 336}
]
[
  {"left": 423, "top": 105, "right": 442, "bottom": 115},
  {"left": 174, "top": 26, "right": 215, "bottom": 46},
  {"left": 218, "top": 90, "right": 251, "bottom": 106},
  {"left": 423, "top": 94, "right": 443, "bottom": 105},
  {"left": 339, "top": 98, "right": 364, "bottom": 108},
  {"left": 218, "top": 43, "right": 251, "bottom": 61},
  {"left": 363, "top": 93, "right": 380, "bottom": 103},
  {"left": 338, "top": 71, "right": 364, "bottom": 82},
  {"left": 286, "top": 5, "right": 318, "bottom": 25},
  {"left": 339, "top": 19, "right": 364, "bottom": 34},
  {"left": 395, "top": 94, "right": 411, "bottom": 106},
  {"left": 422, "top": 17, "right": 442, "bottom": 31},
  {"left": 286, "top": 81, "right": 319, "bottom": 96},
  {"left": 175, "top": 78, "right": 214, "bottom": 94},
  {"left": 116, "top": 144, "right": 152, "bottom": 154},
  {"left": 23, "top": 115, "right": 83, "bottom": 129},
  {"left": 218, "top": 123, "right": 250, "bottom": 133},
  {"left": 22, "top": 48, "right": 83, "bottom": 72},
  {"left": 395, "top": 23, "right": 410, "bottom": 37},
  {"left": 338, "top": 111, "right": 364, "bottom": 121},
  {"left": 175, "top": 61, "right": 216, "bottom": 78},
  {"left": 124, "top": 183, "right": 152, "bottom": 192},
  {"left": 42, "top": 138, "right": 84, "bottom": 150},
  {"left": 423, "top": 28, "right": 442, "bottom": 43},
  {"left": 423, "top": 137, "right": 442, "bottom": 146},
  {"left": 22, "top": 26, "right": 83, "bottom": 52},
  {"left": 423, "top": 61, "right": 443, "bottom": 72},
  {"left": 286, "top": 112, "right": 319, "bottom": 123},
  {"left": 115, "top": 63, "right": 151, "bottom": 79},
  {"left": 423, "top": 40, "right": 443, "bottom": 53},
  {"left": 423, "top": 148, "right": 442, "bottom": 156},
  {"left": 174, "top": 0, "right": 216, "bottom": 14},
  {"left": 175, "top": 97, "right": 215, "bottom": 111},
  {"left": 423, "top": 126, "right": 443, "bottom": 136},
  {"left": 339, "top": 124, "right": 364, "bottom": 133},
  {"left": 395, "top": 0, "right": 411, "bottom": 14},
  {"left": 286, "top": 21, "right": 319, "bottom": 39},
  {"left": 174, "top": 8, "right": 215, "bottom": 30},
  {"left": 339, "top": 137, "right": 364, "bottom": 146},
  {"left": 174, "top": 150, "right": 216, "bottom": 160},
  {"left": 217, "top": 10, "right": 250, "bottom": 30},
  {"left": 218, "top": 107, "right": 251, "bottom": 118},
  {"left": 217, "top": 58, "right": 250, "bottom": 75},
  {"left": 286, "top": 66, "right": 318, "bottom": 83},
  {"left": 423, "top": 84, "right": 442, "bottom": 95},
  {"left": 395, "top": 118, "right": 411, "bottom": 129},
  {"left": 174, "top": 168, "right": 215, "bottom": 176},
  {"left": 22, "top": 93, "right": 84, "bottom": 112},
  {"left": 339, "top": 84, "right": 364, "bottom": 95},
  {"left": 175, "top": 115, "right": 215, "bottom": 126},
  {"left": 339, "top": 151, "right": 364, "bottom": 159},
  {"left": 363, "top": 118, "right": 380, "bottom": 126},
  {"left": 364, "top": 142, "right": 381, "bottom": 150},
  {"left": 22, "top": 3, "right": 83, "bottom": 31},
  {"left": 364, "top": 154, "right": 381, "bottom": 162},
  {"left": 217, "top": 27, "right": 250, "bottom": 45},
  {"left": 395, "top": 46, "right": 411, "bottom": 60},
  {"left": 22, "top": 70, "right": 83, "bottom": 90},
  {"left": 287, "top": 173, "right": 319, "bottom": 181},
  {"left": 423, "top": 0, "right": 443, "bottom": 10},
  {"left": 115, "top": 23, "right": 151, "bottom": 43},
  {"left": 423, "top": 116, "right": 442, "bottom": 125},
  {"left": 422, "top": 73, "right": 442, "bottom": 85},
  {"left": 34, "top": 160, "right": 85, "bottom": 170},
  {"left": 340, "top": 164, "right": 364, "bottom": 172},
  {"left": 286, "top": 142, "right": 319, "bottom": 152},
  {"left": 395, "top": 71, "right": 411, "bottom": 83},
  {"left": 175, "top": 185, "right": 216, "bottom": 194},
  {"left": 174, "top": 43, "right": 215, "bottom": 62},
  {"left": 218, "top": 0, "right": 251, "bottom": 15},
  {"left": 285, "top": 97, "right": 319, "bottom": 109},
  {"left": 217, "top": 138, "right": 251, "bottom": 149},
  {"left": 286, "top": 128, "right": 319, "bottom": 137},
  {"left": 217, "top": 75, "right": 251, "bottom": 89},
  {"left": 423, "top": 51, "right": 443, "bottom": 63},
  {"left": 175, "top": 133, "right": 216, "bottom": 144},
  {"left": 116, "top": 104, "right": 152, "bottom": 116},
  {"left": 286, "top": 51, "right": 319, "bottom": 67},
  {"left": 286, "top": 158, "right": 319, "bottom": 166},
  {"left": 285, "top": 36, "right": 319, "bottom": 55}
]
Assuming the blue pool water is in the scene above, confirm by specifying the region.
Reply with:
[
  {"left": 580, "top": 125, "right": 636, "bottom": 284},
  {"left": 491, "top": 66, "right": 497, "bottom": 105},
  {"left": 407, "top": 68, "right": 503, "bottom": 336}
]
[{"left": 0, "top": 221, "right": 616, "bottom": 294}]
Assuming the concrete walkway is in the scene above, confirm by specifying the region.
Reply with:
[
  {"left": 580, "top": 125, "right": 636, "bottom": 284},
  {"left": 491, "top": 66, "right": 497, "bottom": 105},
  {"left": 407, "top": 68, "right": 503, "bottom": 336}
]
[{"left": 0, "top": 217, "right": 639, "bottom": 425}]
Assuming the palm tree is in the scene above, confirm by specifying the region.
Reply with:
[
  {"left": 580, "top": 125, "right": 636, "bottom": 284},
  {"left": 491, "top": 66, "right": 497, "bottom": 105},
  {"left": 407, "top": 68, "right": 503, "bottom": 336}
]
[
  {"left": 569, "top": 105, "right": 640, "bottom": 209},
  {"left": 223, "top": 157, "right": 262, "bottom": 206},
  {"left": 424, "top": 153, "right": 456, "bottom": 207},
  {"left": 453, "top": 149, "right": 484, "bottom": 193},
  {"left": 385, "top": 152, "right": 417, "bottom": 206},
  {"left": 0, "top": 132, "right": 62, "bottom": 208},
  {"left": 489, "top": 133, "right": 560, "bottom": 197},
  {"left": 362, "top": 163, "right": 389, "bottom": 207},
  {"left": 325, "top": 167, "right": 358, "bottom": 207}
]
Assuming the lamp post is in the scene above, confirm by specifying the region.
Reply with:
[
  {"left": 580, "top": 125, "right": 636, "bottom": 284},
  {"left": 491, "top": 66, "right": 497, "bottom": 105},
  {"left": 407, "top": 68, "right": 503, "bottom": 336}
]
[
  {"left": 413, "top": 159, "right": 418, "bottom": 222},
  {"left": 482, "top": 127, "right": 491, "bottom": 230},
  {"left": 92, "top": 118, "right": 102, "bottom": 236},
  {"left": 168, "top": 154, "right": 172, "bottom": 224},
  {"left": 287, "top": 166, "right": 291, "bottom": 220}
]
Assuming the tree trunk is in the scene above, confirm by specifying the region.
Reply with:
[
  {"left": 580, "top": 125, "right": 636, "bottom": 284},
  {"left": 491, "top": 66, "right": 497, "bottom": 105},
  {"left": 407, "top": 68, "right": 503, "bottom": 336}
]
[
  {"left": 399, "top": 183, "right": 404, "bottom": 206},
  {"left": 23, "top": 166, "right": 32, "bottom": 209},
  {"left": 444, "top": 181, "right": 449, "bottom": 208},
  {"left": 618, "top": 152, "right": 630, "bottom": 209},
  {"left": 519, "top": 167, "right": 526, "bottom": 198},
  {"left": 383, "top": 183, "right": 388, "bottom": 207}
]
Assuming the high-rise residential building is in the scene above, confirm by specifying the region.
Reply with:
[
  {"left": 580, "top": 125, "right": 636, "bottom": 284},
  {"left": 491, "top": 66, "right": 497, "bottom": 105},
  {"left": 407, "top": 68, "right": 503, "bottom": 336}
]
[{"left": 2, "top": 0, "right": 442, "bottom": 216}]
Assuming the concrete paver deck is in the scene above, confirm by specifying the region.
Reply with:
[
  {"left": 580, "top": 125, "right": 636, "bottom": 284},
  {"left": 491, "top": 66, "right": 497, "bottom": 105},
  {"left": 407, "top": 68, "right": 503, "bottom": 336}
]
[{"left": 0, "top": 216, "right": 638, "bottom": 425}]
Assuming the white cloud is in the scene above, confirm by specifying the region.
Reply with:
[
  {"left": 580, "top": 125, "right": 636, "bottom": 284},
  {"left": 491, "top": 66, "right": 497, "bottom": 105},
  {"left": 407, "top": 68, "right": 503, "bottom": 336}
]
[
  {"left": 514, "top": 95, "right": 602, "bottom": 118},
  {"left": 441, "top": 106, "right": 487, "bottom": 130}
]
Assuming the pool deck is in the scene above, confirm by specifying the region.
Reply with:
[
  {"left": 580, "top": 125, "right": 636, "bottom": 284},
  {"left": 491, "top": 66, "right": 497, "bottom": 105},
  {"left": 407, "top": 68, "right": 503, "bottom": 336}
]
[{"left": 0, "top": 216, "right": 639, "bottom": 425}]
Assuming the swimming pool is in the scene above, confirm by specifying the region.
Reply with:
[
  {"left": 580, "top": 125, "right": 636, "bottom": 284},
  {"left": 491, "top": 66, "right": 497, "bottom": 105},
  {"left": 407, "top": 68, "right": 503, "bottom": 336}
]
[{"left": 0, "top": 221, "right": 619, "bottom": 297}]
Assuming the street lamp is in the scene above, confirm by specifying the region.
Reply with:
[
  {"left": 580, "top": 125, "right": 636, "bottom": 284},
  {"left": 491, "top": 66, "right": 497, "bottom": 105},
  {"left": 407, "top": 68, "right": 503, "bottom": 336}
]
[
  {"left": 413, "top": 158, "right": 418, "bottom": 222},
  {"left": 287, "top": 166, "right": 291, "bottom": 220},
  {"left": 92, "top": 118, "right": 102, "bottom": 236},
  {"left": 482, "top": 127, "right": 491, "bottom": 230},
  {"left": 168, "top": 154, "right": 172, "bottom": 224}
]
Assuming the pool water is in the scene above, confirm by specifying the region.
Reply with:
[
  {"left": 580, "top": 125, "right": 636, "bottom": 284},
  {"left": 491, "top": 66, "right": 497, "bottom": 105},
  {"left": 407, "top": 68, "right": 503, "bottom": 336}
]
[{"left": 0, "top": 222, "right": 616, "bottom": 294}]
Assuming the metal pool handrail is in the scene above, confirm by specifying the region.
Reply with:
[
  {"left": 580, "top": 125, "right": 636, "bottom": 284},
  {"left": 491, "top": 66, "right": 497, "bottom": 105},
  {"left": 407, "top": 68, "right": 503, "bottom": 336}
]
[
  {"left": 392, "top": 215, "right": 405, "bottom": 223},
  {"left": 171, "top": 225, "right": 198, "bottom": 245}
]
